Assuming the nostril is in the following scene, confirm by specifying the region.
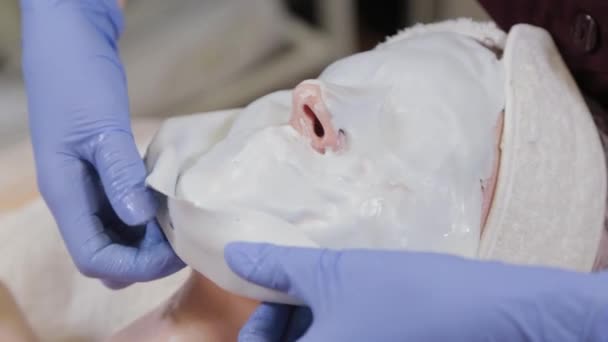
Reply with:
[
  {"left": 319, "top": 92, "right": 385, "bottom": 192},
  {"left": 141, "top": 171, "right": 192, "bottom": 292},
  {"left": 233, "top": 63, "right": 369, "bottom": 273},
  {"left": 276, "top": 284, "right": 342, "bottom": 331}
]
[{"left": 303, "top": 104, "right": 325, "bottom": 138}]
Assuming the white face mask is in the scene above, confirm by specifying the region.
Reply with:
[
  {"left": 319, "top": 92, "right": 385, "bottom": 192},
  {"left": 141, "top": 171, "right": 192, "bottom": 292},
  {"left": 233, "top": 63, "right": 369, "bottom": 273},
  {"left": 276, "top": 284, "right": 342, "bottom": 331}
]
[
  {"left": 147, "top": 22, "right": 607, "bottom": 303},
  {"left": 174, "top": 32, "right": 504, "bottom": 257}
]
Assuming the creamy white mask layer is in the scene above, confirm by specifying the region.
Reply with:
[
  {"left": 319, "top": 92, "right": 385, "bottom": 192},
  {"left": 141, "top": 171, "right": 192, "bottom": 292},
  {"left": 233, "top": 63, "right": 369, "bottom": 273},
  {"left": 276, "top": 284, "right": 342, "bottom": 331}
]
[{"left": 175, "top": 31, "right": 504, "bottom": 257}]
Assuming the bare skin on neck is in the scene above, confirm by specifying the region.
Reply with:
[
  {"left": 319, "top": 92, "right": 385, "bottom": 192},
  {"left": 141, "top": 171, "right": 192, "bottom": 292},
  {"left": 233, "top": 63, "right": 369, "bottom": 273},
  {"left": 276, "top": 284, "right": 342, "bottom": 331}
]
[{"left": 110, "top": 271, "right": 258, "bottom": 342}]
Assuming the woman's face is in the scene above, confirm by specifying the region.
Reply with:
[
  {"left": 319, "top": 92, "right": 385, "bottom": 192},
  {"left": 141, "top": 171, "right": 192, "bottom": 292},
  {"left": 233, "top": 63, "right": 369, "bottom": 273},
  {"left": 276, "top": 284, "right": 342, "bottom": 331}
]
[{"left": 176, "top": 31, "right": 505, "bottom": 257}]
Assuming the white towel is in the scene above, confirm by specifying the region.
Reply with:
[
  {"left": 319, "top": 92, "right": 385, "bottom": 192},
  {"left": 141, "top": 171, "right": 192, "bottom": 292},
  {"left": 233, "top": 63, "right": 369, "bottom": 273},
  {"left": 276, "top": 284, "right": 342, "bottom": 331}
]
[
  {"left": 383, "top": 19, "right": 606, "bottom": 271},
  {"left": 479, "top": 23, "right": 605, "bottom": 271}
]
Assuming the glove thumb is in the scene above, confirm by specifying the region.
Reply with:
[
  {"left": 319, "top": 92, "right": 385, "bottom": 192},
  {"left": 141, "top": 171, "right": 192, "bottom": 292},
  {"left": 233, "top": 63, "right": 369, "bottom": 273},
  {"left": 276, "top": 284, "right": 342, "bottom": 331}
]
[
  {"left": 92, "top": 130, "right": 158, "bottom": 226},
  {"left": 225, "top": 242, "right": 334, "bottom": 304}
]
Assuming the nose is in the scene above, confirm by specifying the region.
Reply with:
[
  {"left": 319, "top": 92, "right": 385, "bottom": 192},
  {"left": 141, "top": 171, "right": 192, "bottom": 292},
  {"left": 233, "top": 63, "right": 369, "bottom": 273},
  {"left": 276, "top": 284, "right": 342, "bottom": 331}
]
[{"left": 289, "top": 81, "right": 344, "bottom": 153}]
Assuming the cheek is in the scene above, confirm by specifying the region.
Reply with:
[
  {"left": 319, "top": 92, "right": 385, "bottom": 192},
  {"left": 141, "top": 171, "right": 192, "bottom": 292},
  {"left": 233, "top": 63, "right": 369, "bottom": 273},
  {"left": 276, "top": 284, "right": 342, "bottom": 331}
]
[{"left": 480, "top": 111, "right": 504, "bottom": 233}]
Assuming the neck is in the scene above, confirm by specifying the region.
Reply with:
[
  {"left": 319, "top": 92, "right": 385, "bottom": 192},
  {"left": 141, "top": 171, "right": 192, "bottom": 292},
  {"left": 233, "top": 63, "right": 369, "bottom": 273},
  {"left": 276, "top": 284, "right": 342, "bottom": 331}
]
[{"left": 111, "top": 270, "right": 258, "bottom": 341}]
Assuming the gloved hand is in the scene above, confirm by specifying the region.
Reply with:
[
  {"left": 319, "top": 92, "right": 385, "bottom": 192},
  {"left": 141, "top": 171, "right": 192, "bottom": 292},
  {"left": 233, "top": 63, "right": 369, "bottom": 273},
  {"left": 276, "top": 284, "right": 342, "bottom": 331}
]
[
  {"left": 20, "top": 0, "right": 184, "bottom": 288},
  {"left": 225, "top": 243, "right": 608, "bottom": 342}
]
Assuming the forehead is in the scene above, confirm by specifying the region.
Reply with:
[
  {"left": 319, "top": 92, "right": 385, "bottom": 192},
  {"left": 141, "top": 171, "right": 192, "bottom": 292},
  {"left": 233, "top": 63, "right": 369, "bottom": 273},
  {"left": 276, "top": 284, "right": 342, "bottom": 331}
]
[
  {"left": 319, "top": 51, "right": 388, "bottom": 85},
  {"left": 319, "top": 32, "right": 492, "bottom": 87}
]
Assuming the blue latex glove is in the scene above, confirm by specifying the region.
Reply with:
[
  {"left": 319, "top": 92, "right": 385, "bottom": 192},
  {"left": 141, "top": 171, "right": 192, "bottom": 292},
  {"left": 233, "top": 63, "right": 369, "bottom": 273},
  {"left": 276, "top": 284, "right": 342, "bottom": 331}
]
[
  {"left": 20, "top": 0, "right": 184, "bottom": 288},
  {"left": 225, "top": 243, "right": 608, "bottom": 342}
]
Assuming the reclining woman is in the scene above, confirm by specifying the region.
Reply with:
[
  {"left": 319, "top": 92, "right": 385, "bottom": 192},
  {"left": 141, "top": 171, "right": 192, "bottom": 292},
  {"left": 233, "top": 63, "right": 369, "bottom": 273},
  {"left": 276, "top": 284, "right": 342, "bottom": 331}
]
[
  {"left": 110, "top": 20, "right": 607, "bottom": 341},
  {"left": 3, "top": 19, "right": 606, "bottom": 342}
]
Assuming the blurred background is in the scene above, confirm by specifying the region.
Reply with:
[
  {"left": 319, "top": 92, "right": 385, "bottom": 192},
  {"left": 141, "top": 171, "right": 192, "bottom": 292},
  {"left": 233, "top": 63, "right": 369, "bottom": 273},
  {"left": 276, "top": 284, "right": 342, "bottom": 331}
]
[{"left": 0, "top": 0, "right": 489, "bottom": 148}]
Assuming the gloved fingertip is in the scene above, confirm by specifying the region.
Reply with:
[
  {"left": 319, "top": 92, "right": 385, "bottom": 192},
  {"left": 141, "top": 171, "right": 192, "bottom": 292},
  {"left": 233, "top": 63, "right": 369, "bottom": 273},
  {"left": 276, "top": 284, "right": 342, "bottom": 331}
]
[
  {"left": 136, "top": 242, "right": 186, "bottom": 281},
  {"left": 116, "top": 187, "right": 159, "bottom": 226},
  {"left": 158, "top": 254, "right": 187, "bottom": 278},
  {"left": 224, "top": 242, "right": 267, "bottom": 277},
  {"left": 101, "top": 279, "right": 132, "bottom": 290},
  {"left": 225, "top": 243, "right": 315, "bottom": 301},
  {"left": 284, "top": 307, "right": 314, "bottom": 341},
  {"left": 298, "top": 330, "right": 322, "bottom": 342},
  {"left": 140, "top": 219, "right": 168, "bottom": 248},
  {"left": 238, "top": 303, "right": 291, "bottom": 342}
]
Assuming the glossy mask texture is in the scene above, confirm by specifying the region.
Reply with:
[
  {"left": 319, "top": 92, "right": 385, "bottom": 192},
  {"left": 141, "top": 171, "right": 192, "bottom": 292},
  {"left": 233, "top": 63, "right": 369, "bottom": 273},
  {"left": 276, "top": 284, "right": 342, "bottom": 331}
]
[{"left": 175, "top": 32, "right": 504, "bottom": 257}]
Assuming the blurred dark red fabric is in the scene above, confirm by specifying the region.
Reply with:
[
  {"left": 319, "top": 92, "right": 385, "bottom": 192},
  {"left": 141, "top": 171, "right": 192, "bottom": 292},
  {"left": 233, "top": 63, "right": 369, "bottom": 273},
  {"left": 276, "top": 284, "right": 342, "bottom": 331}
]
[{"left": 479, "top": 0, "right": 608, "bottom": 107}]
